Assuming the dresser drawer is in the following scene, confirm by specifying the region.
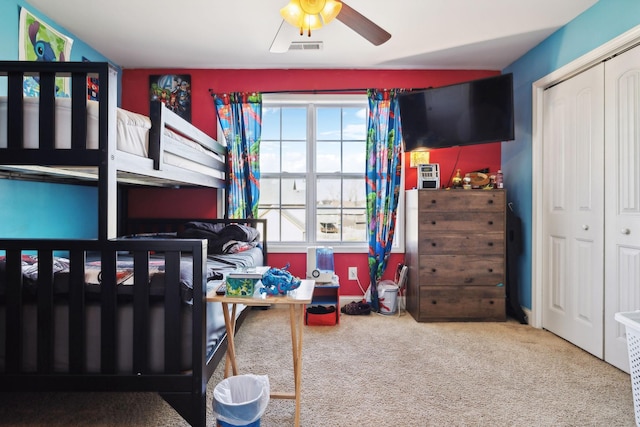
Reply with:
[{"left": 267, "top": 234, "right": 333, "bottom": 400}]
[
  {"left": 417, "top": 255, "right": 504, "bottom": 286},
  {"left": 418, "top": 190, "right": 505, "bottom": 212},
  {"left": 419, "top": 232, "right": 504, "bottom": 255},
  {"left": 418, "top": 212, "right": 504, "bottom": 233},
  {"left": 418, "top": 286, "right": 505, "bottom": 321}
]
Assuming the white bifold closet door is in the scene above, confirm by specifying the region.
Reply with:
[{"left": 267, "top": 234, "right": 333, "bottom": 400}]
[
  {"left": 542, "top": 43, "right": 640, "bottom": 373},
  {"left": 603, "top": 45, "right": 640, "bottom": 373},
  {"left": 541, "top": 63, "right": 605, "bottom": 359}
]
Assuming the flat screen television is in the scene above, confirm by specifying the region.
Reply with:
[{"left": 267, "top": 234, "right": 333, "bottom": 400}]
[{"left": 399, "top": 73, "right": 514, "bottom": 150}]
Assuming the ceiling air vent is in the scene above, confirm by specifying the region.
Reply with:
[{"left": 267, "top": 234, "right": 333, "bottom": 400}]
[{"left": 288, "top": 41, "right": 324, "bottom": 51}]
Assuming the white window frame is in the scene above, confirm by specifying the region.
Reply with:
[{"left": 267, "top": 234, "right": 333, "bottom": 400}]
[{"left": 260, "top": 93, "right": 404, "bottom": 254}]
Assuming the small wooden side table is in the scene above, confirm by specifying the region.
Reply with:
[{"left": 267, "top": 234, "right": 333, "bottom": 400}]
[{"left": 207, "top": 279, "right": 315, "bottom": 427}]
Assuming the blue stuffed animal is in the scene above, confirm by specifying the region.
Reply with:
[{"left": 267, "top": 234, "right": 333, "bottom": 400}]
[{"left": 260, "top": 263, "right": 301, "bottom": 295}]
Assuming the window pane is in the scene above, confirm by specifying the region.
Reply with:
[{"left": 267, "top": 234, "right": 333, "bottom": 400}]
[
  {"left": 260, "top": 141, "right": 280, "bottom": 173},
  {"left": 317, "top": 178, "right": 341, "bottom": 207},
  {"left": 342, "top": 107, "right": 367, "bottom": 140},
  {"left": 343, "top": 140, "right": 366, "bottom": 174},
  {"left": 282, "top": 178, "right": 306, "bottom": 207},
  {"left": 282, "top": 141, "right": 306, "bottom": 173},
  {"left": 316, "top": 141, "right": 341, "bottom": 173},
  {"left": 317, "top": 107, "right": 341, "bottom": 140},
  {"left": 261, "top": 107, "right": 281, "bottom": 140},
  {"left": 343, "top": 178, "right": 366, "bottom": 208},
  {"left": 342, "top": 209, "right": 367, "bottom": 242},
  {"left": 259, "top": 209, "right": 281, "bottom": 242},
  {"left": 259, "top": 177, "right": 280, "bottom": 206},
  {"left": 317, "top": 209, "right": 341, "bottom": 242},
  {"left": 282, "top": 108, "right": 306, "bottom": 140},
  {"left": 281, "top": 209, "right": 306, "bottom": 242}
]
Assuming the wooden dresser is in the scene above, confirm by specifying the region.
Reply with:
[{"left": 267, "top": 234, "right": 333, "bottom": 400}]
[{"left": 405, "top": 189, "right": 506, "bottom": 322}]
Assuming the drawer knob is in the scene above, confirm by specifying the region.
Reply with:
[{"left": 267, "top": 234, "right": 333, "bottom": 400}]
[
  {"left": 488, "top": 220, "right": 494, "bottom": 225},
  {"left": 431, "top": 268, "right": 437, "bottom": 273},
  {"left": 488, "top": 268, "right": 493, "bottom": 273},
  {"left": 488, "top": 199, "right": 494, "bottom": 204},
  {"left": 431, "top": 221, "right": 436, "bottom": 225},
  {"left": 489, "top": 300, "right": 495, "bottom": 305},
  {"left": 431, "top": 300, "right": 437, "bottom": 305},
  {"left": 488, "top": 242, "right": 494, "bottom": 246},
  {"left": 431, "top": 242, "right": 437, "bottom": 247},
  {"left": 431, "top": 200, "right": 437, "bottom": 204}
]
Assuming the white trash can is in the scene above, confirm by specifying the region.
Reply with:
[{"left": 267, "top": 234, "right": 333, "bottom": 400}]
[
  {"left": 614, "top": 311, "right": 640, "bottom": 426},
  {"left": 377, "top": 281, "right": 399, "bottom": 315},
  {"left": 212, "top": 374, "right": 270, "bottom": 427}
]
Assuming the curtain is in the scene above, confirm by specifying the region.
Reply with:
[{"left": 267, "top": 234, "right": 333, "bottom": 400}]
[
  {"left": 365, "top": 89, "right": 403, "bottom": 312},
  {"left": 213, "top": 92, "right": 262, "bottom": 218}
]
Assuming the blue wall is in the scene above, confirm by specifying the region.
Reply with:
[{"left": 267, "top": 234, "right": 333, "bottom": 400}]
[
  {"left": 0, "top": 1, "right": 117, "bottom": 239},
  {"left": 503, "top": 0, "right": 640, "bottom": 309}
]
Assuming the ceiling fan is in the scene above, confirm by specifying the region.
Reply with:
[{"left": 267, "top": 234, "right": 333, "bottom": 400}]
[{"left": 270, "top": 0, "right": 391, "bottom": 53}]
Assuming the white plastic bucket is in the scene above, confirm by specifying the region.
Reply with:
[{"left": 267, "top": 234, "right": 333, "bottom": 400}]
[{"left": 377, "top": 281, "right": 399, "bottom": 315}]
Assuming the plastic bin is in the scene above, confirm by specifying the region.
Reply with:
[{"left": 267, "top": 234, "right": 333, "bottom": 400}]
[
  {"left": 614, "top": 310, "right": 640, "bottom": 426},
  {"left": 377, "top": 281, "right": 399, "bottom": 315},
  {"left": 213, "top": 374, "right": 270, "bottom": 427}
]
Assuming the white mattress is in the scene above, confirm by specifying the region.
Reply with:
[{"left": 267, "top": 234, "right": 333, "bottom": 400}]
[{"left": 0, "top": 97, "right": 151, "bottom": 156}]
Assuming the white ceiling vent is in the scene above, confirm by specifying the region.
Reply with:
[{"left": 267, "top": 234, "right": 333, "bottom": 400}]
[{"left": 288, "top": 41, "right": 324, "bottom": 51}]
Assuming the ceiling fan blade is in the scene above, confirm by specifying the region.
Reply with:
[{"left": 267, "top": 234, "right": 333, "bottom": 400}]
[
  {"left": 336, "top": 1, "right": 391, "bottom": 46},
  {"left": 270, "top": 20, "right": 295, "bottom": 53}
]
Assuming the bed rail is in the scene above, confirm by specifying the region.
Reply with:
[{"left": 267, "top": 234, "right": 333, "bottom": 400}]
[{"left": 0, "top": 237, "right": 223, "bottom": 426}]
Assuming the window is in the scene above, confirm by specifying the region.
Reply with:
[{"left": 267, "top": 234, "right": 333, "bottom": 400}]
[{"left": 260, "top": 94, "right": 368, "bottom": 249}]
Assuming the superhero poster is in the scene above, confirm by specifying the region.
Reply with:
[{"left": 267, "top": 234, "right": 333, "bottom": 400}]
[
  {"left": 149, "top": 74, "right": 192, "bottom": 123},
  {"left": 18, "top": 8, "right": 73, "bottom": 97}
]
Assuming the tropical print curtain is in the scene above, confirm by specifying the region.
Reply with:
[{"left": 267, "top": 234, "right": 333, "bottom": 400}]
[
  {"left": 365, "top": 89, "right": 403, "bottom": 311},
  {"left": 213, "top": 92, "right": 262, "bottom": 218}
]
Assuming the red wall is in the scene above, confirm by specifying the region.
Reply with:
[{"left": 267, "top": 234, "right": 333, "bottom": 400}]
[
  {"left": 128, "top": 188, "right": 218, "bottom": 218},
  {"left": 121, "top": 68, "right": 501, "bottom": 296}
]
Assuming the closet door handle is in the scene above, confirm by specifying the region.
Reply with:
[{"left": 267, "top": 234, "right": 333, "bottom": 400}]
[
  {"left": 582, "top": 224, "right": 589, "bottom": 230},
  {"left": 621, "top": 228, "right": 631, "bottom": 235}
]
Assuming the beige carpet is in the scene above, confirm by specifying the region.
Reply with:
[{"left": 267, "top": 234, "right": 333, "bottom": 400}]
[{"left": 0, "top": 305, "right": 636, "bottom": 426}]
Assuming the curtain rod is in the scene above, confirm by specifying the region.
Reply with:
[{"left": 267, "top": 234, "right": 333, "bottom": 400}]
[
  {"left": 208, "top": 87, "right": 430, "bottom": 95},
  {"left": 208, "top": 88, "right": 368, "bottom": 95}
]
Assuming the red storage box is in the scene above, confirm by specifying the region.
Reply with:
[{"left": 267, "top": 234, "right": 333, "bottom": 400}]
[{"left": 305, "top": 307, "right": 337, "bottom": 326}]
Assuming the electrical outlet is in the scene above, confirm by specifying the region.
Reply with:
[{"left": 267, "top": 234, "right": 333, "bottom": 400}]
[{"left": 348, "top": 267, "right": 358, "bottom": 281}]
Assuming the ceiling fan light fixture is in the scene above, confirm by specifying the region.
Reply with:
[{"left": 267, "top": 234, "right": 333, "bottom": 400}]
[
  {"left": 280, "top": 0, "right": 342, "bottom": 36},
  {"left": 319, "top": 0, "right": 342, "bottom": 24}
]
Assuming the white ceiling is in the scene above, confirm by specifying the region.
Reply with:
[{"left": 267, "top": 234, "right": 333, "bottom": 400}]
[{"left": 25, "top": 0, "right": 598, "bottom": 70}]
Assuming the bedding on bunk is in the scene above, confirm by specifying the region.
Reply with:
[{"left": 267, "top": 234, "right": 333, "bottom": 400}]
[
  {"left": 0, "top": 97, "right": 223, "bottom": 165},
  {"left": 178, "top": 221, "right": 261, "bottom": 255}
]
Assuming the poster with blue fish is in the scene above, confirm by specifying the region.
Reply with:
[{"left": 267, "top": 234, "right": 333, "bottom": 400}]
[{"left": 18, "top": 8, "right": 73, "bottom": 97}]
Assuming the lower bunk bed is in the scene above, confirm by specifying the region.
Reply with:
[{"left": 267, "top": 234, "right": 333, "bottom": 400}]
[{"left": 0, "top": 218, "right": 267, "bottom": 427}]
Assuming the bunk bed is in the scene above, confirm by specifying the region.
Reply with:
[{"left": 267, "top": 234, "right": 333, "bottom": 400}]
[{"left": 0, "top": 61, "right": 264, "bottom": 427}]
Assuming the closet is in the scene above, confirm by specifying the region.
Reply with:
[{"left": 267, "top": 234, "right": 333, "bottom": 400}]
[{"left": 540, "top": 43, "right": 640, "bottom": 373}]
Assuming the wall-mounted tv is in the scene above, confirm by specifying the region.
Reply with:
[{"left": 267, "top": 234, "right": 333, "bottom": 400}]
[{"left": 399, "top": 73, "right": 514, "bottom": 151}]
